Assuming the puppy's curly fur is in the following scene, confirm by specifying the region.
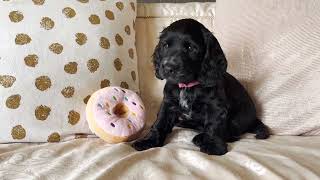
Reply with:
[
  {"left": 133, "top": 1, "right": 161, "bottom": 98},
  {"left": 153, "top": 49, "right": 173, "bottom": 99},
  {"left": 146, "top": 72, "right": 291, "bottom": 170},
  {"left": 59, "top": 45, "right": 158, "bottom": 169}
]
[{"left": 133, "top": 19, "right": 270, "bottom": 155}]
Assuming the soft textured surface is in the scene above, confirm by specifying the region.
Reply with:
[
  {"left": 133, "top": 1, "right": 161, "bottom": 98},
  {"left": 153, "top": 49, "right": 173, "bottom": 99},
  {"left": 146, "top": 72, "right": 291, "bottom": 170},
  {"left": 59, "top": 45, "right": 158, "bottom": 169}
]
[
  {"left": 86, "top": 86, "right": 145, "bottom": 143},
  {"left": 0, "top": 0, "right": 138, "bottom": 142},
  {"left": 215, "top": 0, "right": 320, "bottom": 135},
  {"left": 0, "top": 129, "right": 320, "bottom": 180}
]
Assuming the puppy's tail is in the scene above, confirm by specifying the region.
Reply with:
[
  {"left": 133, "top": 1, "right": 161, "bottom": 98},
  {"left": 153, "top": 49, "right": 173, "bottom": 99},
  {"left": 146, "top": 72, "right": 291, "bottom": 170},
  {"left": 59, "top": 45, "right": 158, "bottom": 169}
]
[{"left": 250, "top": 119, "right": 270, "bottom": 139}]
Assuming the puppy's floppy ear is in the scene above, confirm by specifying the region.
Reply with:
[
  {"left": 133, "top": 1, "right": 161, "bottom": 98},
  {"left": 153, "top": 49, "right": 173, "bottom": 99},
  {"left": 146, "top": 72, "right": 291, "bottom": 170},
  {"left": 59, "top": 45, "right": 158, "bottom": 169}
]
[
  {"left": 198, "top": 28, "right": 227, "bottom": 87},
  {"left": 152, "top": 40, "right": 164, "bottom": 80}
]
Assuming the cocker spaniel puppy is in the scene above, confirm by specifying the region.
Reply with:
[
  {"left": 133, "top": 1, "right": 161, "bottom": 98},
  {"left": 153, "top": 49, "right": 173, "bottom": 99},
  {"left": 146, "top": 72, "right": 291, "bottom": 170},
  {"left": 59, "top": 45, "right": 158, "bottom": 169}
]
[{"left": 133, "top": 19, "right": 270, "bottom": 155}]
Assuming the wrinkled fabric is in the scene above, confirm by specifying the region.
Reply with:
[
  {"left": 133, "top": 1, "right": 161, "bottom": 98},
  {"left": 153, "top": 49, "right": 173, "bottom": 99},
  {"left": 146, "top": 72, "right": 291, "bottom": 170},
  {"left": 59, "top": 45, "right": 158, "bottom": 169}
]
[{"left": 1, "top": 129, "right": 320, "bottom": 180}]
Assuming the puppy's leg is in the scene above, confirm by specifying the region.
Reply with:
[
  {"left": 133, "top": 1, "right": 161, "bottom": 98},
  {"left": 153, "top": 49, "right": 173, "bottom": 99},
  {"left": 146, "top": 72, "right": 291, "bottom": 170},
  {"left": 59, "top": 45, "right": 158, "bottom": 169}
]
[
  {"left": 132, "top": 101, "right": 177, "bottom": 151},
  {"left": 192, "top": 103, "right": 229, "bottom": 155}
]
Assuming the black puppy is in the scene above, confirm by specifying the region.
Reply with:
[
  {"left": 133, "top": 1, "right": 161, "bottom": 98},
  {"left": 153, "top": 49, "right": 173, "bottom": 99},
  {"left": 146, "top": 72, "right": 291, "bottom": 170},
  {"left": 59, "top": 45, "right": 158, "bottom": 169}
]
[{"left": 133, "top": 19, "right": 269, "bottom": 155}]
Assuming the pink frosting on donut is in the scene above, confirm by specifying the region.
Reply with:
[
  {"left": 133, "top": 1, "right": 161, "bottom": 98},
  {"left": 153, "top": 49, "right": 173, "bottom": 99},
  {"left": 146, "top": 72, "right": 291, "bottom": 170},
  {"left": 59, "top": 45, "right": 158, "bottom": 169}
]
[{"left": 90, "top": 87, "right": 145, "bottom": 137}]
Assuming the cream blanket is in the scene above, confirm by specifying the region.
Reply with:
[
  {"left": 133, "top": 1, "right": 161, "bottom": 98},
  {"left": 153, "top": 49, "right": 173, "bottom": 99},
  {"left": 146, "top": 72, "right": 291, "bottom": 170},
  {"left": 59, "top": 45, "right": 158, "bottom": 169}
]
[
  {"left": 1, "top": 3, "right": 320, "bottom": 180},
  {"left": 1, "top": 131, "right": 320, "bottom": 179}
]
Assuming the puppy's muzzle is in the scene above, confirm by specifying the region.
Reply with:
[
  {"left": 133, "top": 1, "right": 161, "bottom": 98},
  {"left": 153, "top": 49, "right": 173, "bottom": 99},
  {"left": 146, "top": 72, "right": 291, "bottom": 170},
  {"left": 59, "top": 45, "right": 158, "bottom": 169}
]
[{"left": 162, "top": 57, "right": 179, "bottom": 75}]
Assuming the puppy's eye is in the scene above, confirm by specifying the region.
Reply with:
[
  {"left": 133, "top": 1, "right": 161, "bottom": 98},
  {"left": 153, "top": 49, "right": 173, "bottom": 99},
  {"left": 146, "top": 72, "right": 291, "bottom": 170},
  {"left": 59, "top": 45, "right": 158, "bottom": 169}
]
[
  {"left": 163, "top": 43, "right": 169, "bottom": 49},
  {"left": 187, "top": 45, "right": 196, "bottom": 52}
]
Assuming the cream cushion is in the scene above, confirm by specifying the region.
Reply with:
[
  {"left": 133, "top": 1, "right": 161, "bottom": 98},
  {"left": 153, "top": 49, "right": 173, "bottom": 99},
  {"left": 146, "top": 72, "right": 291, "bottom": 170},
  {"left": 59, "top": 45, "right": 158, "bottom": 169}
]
[
  {"left": 215, "top": 0, "right": 320, "bottom": 135},
  {"left": 0, "top": 0, "right": 138, "bottom": 142}
]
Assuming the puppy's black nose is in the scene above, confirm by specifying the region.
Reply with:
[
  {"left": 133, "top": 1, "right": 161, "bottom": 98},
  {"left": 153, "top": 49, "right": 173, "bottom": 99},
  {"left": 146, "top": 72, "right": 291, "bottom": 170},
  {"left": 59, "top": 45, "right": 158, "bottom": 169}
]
[
  {"left": 164, "top": 65, "right": 174, "bottom": 74},
  {"left": 162, "top": 58, "right": 177, "bottom": 74}
]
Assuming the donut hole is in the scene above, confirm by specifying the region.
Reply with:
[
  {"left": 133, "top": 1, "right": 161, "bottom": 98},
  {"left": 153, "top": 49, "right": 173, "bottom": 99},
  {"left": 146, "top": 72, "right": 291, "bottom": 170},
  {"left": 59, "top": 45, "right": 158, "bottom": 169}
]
[{"left": 113, "top": 103, "right": 129, "bottom": 118}]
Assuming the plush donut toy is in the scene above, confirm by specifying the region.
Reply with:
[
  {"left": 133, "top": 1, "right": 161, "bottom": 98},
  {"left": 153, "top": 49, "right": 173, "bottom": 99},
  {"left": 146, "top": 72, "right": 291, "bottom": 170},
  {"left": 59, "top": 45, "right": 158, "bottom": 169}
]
[{"left": 86, "top": 87, "right": 145, "bottom": 143}]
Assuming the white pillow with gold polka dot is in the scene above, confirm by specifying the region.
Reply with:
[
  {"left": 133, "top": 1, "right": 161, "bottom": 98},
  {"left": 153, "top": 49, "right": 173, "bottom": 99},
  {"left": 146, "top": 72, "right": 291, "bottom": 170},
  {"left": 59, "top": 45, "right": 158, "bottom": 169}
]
[{"left": 0, "top": 0, "right": 138, "bottom": 142}]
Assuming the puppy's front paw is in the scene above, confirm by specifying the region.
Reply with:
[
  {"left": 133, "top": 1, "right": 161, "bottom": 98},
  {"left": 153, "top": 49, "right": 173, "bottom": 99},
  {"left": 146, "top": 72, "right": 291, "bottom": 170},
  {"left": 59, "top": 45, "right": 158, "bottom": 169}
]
[
  {"left": 132, "top": 138, "right": 160, "bottom": 151},
  {"left": 192, "top": 133, "right": 228, "bottom": 155},
  {"left": 192, "top": 133, "right": 206, "bottom": 147},
  {"left": 200, "top": 142, "right": 228, "bottom": 155}
]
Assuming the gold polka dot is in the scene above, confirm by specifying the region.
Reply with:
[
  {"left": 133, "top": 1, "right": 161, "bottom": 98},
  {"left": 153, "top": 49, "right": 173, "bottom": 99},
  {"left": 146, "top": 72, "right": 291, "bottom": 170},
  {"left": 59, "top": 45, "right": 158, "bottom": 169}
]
[
  {"left": 75, "top": 33, "right": 87, "bottom": 45},
  {"left": 11, "top": 125, "right": 26, "bottom": 140},
  {"left": 101, "top": 79, "right": 110, "bottom": 88},
  {"left": 133, "top": 20, "right": 136, "bottom": 31},
  {"left": 49, "top": 43, "right": 63, "bottom": 54},
  {"left": 68, "top": 110, "right": 80, "bottom": 125},
  {"left": 6, "top": 94, "right": 21, "bottom": 109},
  {"left": 125, "top": 25, "right": 131, "bottom": 35},
  {"left": 83, "top": 95, "right": 91, "bottom": 104},
  {"left": 77, "top": 0, "right": 88, "bottom": 3},
  {"left": 62, "top": 7, "right": 76, "bottom": 18},
  {"left": 35, "top": 105, "right": 51, "bottom": 121},
  {"left": 105, "top": 10, "right": 114, "bottom": 20},
  {"left": 61, "top": 86, "right": 75, "bottom": 98},
  {"left": 15, "top": 33, "right": 31, "bottom": 45},
  {"left": 35, "top": 76, "right": 51, "bottom": 91},
  {"left": 87, "top": 59, "right": 99, "bottom": 73},
  {"left": 75, "top": 133, "right": 88, "bottom": 139},
  {"left": 47, "top": 132, "right": 60, "bottom": 142},
  {"left": 32, "top": 0, "right": 45, "bottom": 5},
  {"left": 128, "top": 124, "right": 131, "bottom": 129},
  {"left": 64, "top": 62, "right": 78, "bottom": 74},
  {"left": 120, "top": 82, "right": 129, "bottom": 89},
  {"left": 130, "top": 2, "right": 135, "bottom": 12},
  {"left": 24, "top": 54, "right": 38, "bottom": 67},
  {"left": 115, "top": 34, "right": 123, "bottom": 46},
  {"left": 116, "top": 2, "right": 124, "bottom": 11},
  {"left": 128, "top": 48, "right": 134, "bottom": 59},
  {"left": 0, "top": 75, "right": 16, "bottom": 88},
  {"left": 89, "top": 14, "right": 100, "bottom": 25},
  {"left": 113, "top": 58, "right": 122, "bottom": 71},
  {"left": 40, "top": 17, "right": 54, "bottom": 30},
  {"left": 100, "top": 37, "right": 110, "bottom": 49},
  {"left": 9, "top": 11, "right": 24, "bottom": 23},
  {"left": 131, "top": 71, "right": 136, "bottom": 81}
]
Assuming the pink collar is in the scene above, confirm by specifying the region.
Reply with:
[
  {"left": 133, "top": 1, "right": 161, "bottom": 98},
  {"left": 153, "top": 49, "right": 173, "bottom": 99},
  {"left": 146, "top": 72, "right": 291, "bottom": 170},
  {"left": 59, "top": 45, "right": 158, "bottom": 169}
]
[{"left": 178, "top": 81, "right": 200, "bottom": 88}]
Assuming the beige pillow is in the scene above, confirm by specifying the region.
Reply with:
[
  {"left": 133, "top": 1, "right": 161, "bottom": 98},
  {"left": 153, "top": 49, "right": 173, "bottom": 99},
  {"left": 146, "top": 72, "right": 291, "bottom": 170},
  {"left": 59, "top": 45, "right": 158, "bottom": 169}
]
[
  {"left": 215, "top": 0, "right": 320, "bottom": 135},
  {"left": 0, "top": 0, "right": 138, "bottom": 142}
]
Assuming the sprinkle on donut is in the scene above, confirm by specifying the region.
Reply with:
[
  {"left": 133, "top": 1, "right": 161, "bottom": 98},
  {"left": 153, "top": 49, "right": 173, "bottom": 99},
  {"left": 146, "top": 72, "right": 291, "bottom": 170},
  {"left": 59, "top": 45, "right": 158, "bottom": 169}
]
[{"left": 97, "top": 103, "right": 103, "bottom": 108}]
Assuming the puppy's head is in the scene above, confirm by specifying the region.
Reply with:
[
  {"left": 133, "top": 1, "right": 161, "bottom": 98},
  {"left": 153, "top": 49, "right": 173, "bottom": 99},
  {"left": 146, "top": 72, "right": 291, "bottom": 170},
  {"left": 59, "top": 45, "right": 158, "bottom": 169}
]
[{"left": 153, "top": 18, "right": 227, "bottom": 86}]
